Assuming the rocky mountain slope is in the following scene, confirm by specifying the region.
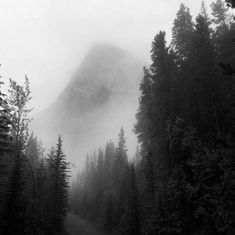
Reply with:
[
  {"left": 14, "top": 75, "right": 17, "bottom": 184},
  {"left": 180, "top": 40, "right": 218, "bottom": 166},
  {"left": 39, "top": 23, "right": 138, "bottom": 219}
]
[{"left": 31, "top": 43, "right": 145, "bottom": 166}]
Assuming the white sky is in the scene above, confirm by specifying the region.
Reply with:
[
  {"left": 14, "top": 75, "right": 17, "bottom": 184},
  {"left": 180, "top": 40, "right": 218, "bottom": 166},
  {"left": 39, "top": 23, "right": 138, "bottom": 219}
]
[{"left": 0, "top": 0, "right": 214, "bottom": 112}]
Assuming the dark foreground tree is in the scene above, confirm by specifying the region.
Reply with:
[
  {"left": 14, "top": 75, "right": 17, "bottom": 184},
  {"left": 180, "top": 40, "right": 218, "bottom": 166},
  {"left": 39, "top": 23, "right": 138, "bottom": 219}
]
[
  {"left": 47, "top": 136, "right": 70, "bottom": 233},
  {"left": 2, "top": 77, "right": 32, "bottom": 235}
]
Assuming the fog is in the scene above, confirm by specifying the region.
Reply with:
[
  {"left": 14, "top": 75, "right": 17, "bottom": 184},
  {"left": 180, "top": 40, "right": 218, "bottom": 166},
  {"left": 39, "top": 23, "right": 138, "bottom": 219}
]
[
  {"left": 1, "top": 1, "right": 234, "bottom": 234},
  {"left": 0, "top": 0, "right": 214, "bottom": 168},
  {"left": 0, "top": 0, "right": 213, "bottom": 111}
]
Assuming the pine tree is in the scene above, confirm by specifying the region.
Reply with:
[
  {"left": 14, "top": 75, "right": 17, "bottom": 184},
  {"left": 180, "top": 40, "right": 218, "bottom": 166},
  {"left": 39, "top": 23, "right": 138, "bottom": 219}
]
[
  {"left": 150, "top": 30, "right": 175, "bottom": 174},
  {"left": 135, "top": 67, "right": 154, "bottom": 153},
  {"left": 200, "top": 1, "right": 210, "bottom": 23},
  {"left": 136, "top": 30, "right": 177, "bottom": 234},
  {"left": 171, "top": 3, "right": 194, "bottom": 123},
  {"left": 116, "top": 127, "right": 128, "bottom": 164},
  {"left": 113, "top": 127, "right": 128, "bottom": 180},
  {"left": 172, "top": 3, "right": 194, "bottom": 63},
  {"left": 47, "top": 136, "right": 70, "bottom": 232},
  {"left": 2, "top": 77, "right": 32, "bottom": 234}
]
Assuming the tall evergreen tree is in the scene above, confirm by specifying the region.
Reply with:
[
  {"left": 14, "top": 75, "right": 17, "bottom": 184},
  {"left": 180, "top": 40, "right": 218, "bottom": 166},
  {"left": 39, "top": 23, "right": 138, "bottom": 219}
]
[
  {"left": 135, "top": 67, "right": 154, "bottom": 153},
  {"left": 47, "top": 136, "right": 70, "bottom": 232},
  {"left": 191, "top": 13, "right": 221, "bottom": 135},
  {"left": 150, "top": 31, "right": 175, "bottom": 173},
  {"left": 113, "top": 127, "right": 128, "bottom": 179},
  {"left": 3, "top": 77, "right": 32, "bottom": 235},
  {"left": 171, "top": 3, "right": 194, "bottom": 122},
  {"left": 171, "top": 3, "right": 194, "bottom": 63}
]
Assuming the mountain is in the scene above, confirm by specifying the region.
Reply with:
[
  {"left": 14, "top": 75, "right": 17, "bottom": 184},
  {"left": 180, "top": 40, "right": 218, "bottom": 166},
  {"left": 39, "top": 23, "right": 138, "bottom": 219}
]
[{"left": 31, "top": 43, "right": 145, "bottom": 167}]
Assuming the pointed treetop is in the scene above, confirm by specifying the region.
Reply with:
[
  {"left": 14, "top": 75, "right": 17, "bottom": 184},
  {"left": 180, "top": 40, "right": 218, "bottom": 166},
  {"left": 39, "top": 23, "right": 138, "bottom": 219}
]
[
  {"left": 171, "top": 2, "right": 193, "bottom": 60},
  {"left": 200, "top": 1, "right": 210, "bottom": 22},
  {"left": 118, "top": 127, "right": 127, "bottom": 149},
  {"left": 150, "top": 31, "right": 168, "bottom": 75},
  {"left": 56, "top": 135, "right": 63, "bottom": 153},
  {"left": 174, "top": 3, "right": 193, "bottom": 24},
  {"left": 116, "top": 127, "right": 128, "bottom": 161},
  {"left": 195, "top": 14, "right": 211, "bottom": 38}
]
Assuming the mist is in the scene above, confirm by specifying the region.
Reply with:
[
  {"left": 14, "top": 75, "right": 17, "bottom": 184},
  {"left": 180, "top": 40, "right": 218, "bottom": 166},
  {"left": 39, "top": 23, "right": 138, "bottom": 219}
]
[
  {"left": 0, "top": 0, "right": 213, "bottom": 112},
  {"left": 1, "top": 0, "right": 234, "bottom": 234},
  {"left": 0, "top": 0, "right": 214, "bottom": 167}
]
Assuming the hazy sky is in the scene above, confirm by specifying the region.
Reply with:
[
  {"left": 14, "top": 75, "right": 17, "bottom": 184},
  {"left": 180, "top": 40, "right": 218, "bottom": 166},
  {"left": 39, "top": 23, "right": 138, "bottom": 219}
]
[{"left": 0, "top": 0, "right": 214, "bottom": 113}]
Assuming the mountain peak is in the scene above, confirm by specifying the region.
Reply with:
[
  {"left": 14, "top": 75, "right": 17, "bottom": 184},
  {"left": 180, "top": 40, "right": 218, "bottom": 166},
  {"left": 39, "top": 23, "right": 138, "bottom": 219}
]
[
  {"left": 32, "top": 44, "right": 145, "bottom": 164},
  {"left": 77, "top": 43, "right": 126, "bottom": 75},
  {"left": 89, "top": 42, "right": 125, "bottom": 56}
]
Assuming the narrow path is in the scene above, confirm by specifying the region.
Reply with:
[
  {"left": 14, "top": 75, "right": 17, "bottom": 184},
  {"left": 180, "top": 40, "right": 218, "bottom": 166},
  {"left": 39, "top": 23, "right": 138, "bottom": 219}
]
[{"left": 65, "top": 213, "right": 108, "bottom": 235}]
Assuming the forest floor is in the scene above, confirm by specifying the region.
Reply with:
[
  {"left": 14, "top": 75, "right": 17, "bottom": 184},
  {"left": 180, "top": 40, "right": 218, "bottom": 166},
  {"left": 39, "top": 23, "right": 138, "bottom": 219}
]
[{"left": 65, "top": 212, "right": 108, "bottom": 235}]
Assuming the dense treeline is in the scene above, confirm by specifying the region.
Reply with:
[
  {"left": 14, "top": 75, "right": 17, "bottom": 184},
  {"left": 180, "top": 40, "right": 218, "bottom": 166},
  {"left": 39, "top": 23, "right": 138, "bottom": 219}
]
[
  {"left": 71, "top": 1, "right": 235, "bottom": 234},
  {"left": 0, "top": 77, "right": 70, "bottom": 234},
  {"left": 71, "top": 128, "right": 141, "bottom": 234}
]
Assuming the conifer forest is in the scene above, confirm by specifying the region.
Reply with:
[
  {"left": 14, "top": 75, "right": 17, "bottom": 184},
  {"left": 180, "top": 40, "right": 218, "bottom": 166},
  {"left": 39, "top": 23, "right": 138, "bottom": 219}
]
[{"left": 0, "top": 0, "right": 235, "bottom": 234}]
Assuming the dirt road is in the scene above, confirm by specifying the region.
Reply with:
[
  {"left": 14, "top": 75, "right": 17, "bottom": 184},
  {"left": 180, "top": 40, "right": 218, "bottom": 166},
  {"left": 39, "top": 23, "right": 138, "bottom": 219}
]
[{"left": 65, "top": 213, "right": 108, "bottom": 235}]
